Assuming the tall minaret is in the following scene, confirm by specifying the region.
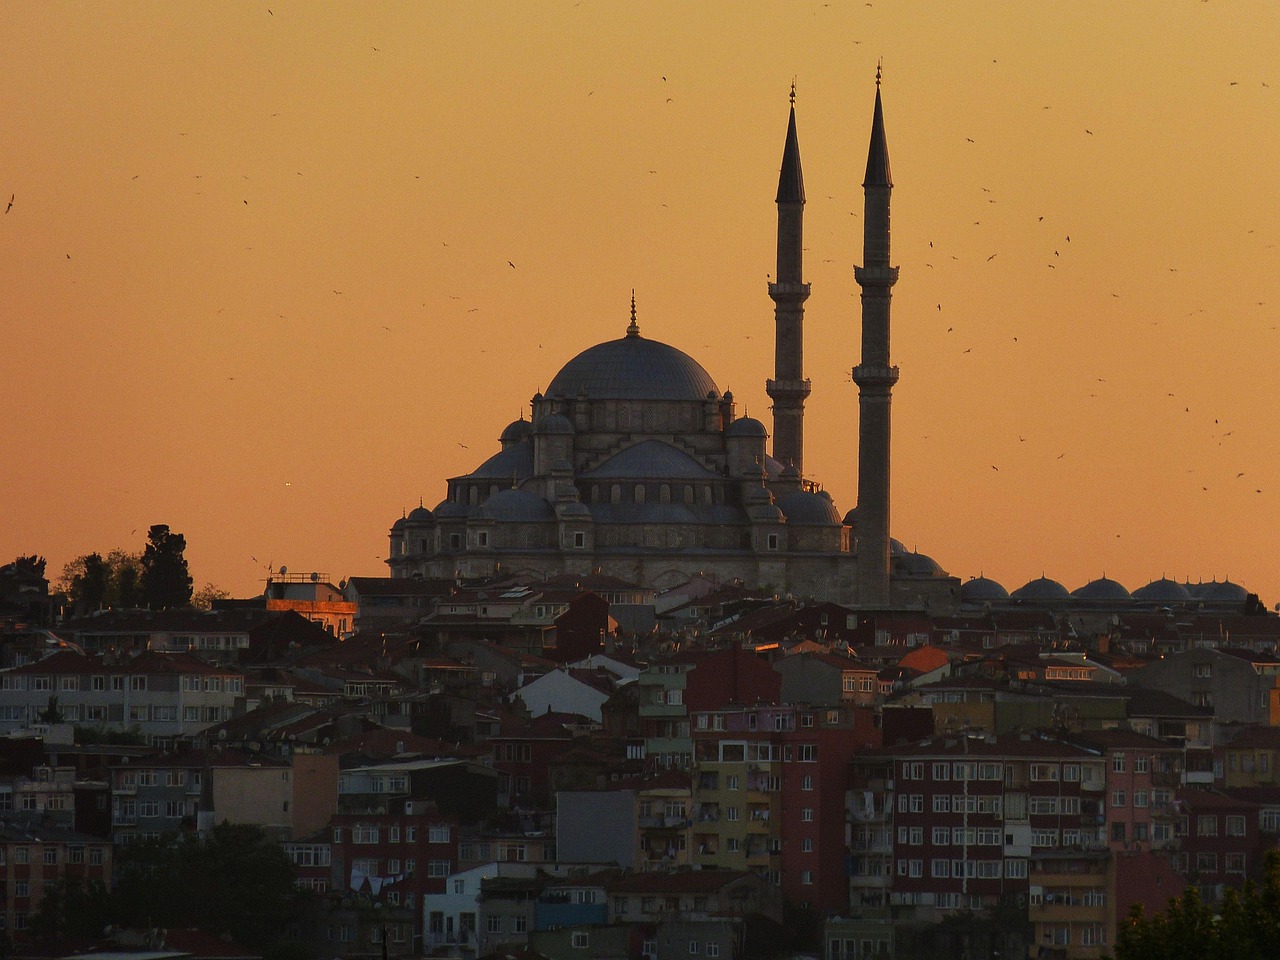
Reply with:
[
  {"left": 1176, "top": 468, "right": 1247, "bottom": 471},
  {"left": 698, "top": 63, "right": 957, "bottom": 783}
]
[
  {"left": 852, "top": 67, "right": 899, "bottom": 607},
  {"left": 766, "top": 85, "right": 812, "bottom": 474}
]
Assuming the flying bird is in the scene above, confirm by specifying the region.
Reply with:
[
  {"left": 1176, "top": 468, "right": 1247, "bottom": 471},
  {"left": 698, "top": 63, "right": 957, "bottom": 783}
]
[
  {"left": 507, "top": 261, "right": 516, "bottom": 268},
  {"left": 4, "top": 194, "right": 11, "bottom": 214}
]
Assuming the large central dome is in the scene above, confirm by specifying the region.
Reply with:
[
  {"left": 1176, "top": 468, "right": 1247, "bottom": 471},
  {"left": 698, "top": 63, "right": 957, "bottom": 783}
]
[{"left": 545, "top": 330, "right": 719, "bottom": 402}]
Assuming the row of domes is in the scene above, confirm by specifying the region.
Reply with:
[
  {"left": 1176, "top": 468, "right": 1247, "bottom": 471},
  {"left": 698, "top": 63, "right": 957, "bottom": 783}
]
[{"left": 961, "top": 574, "right": 1250, "bottom": 604}]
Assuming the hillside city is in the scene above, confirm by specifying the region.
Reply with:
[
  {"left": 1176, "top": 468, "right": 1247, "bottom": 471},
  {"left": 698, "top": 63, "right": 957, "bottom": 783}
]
[{"left": 3, "top": 547, "right": 1280, "bottom": 960}]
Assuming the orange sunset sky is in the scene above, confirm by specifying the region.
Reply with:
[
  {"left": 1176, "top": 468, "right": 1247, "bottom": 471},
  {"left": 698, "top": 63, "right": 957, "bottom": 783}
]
[{"left": 3, "top": 1, "right": 1278, "bottom": 603}]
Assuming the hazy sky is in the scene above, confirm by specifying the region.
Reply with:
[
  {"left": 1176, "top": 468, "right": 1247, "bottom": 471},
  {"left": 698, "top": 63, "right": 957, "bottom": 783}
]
[{"left": 5, "top": 1, "right": 1278, "bottom": 603}]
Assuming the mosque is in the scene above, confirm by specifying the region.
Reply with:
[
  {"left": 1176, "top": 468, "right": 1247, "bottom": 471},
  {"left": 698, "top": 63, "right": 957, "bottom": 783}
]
[
  {"left": 385, "top": 81, "right": 1264, "bottom": 616},
  {"left": 386, "top": 81, "right": 958, "bottom": 610}
]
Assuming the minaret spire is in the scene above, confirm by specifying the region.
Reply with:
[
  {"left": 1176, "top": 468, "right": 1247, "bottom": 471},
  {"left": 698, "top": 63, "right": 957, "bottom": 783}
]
[
  {"left": 852, "top": 69, "right": 900, "bottom": 607},
  {"left": 766, "top": 85, "right": 812, "bottom": 473}
]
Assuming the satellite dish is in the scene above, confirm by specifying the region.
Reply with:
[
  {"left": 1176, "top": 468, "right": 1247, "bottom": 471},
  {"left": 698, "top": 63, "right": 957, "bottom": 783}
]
[{"left": 279, "top": 566, "right": 287, "bottom": 575}]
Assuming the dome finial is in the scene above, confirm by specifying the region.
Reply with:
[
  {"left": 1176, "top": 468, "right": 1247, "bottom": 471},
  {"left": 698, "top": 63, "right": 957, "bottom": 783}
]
[
  {"left": 876, "top": 59, "right": 882, "bottom": 87},
  {"left": 790, "top": 77, "right": 796, "bottom": 106},
  {"left": 627, "top": 289, "right": 640, "bottom": 338}
]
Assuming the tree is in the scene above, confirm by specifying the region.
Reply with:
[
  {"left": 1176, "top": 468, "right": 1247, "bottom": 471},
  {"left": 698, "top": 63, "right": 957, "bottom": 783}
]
[
  {"left": 1116, "top": 850, "right": 1280, "bottom": 960},
  {"left": 58, "top": 550, "right": 144, "bottom": 614},
  {"left": 139, "top": 524, "right": 193, "bottom": 609},
  {"left": 106, "top": 823, "right": 306, "bottom": 949},
  {"left": 192, "top": 582, "right": 231, "bottom": 610}
]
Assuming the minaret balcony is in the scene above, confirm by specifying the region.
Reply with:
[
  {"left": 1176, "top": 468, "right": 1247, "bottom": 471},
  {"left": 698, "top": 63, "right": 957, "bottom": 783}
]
[
  {"left": 851, "top": 363, "right": 899, "bottom": 389},
  {"left": 853, "top": 265, "right": 899, "bottom": 286},
  {"left": 767, "top": 281, "right": 811, "bottom": 299},
  {"left": 765, "top": 377, "right": 812, "bottom": 402}
]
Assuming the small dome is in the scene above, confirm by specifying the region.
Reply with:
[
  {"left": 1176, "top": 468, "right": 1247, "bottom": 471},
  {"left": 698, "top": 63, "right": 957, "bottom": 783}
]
[
  {"left": 499, "top": 419, "right": 533, "bottom": 444},
  {"left": 476, "top": 489, "right": 555, "bottom": 522},
  {"left": 725, "top": 417, "right": 768, "bottom": 439},
  {"left": 557, "top": 501, "right": 591, "bottom": 518},
  {"left": 961, "top": 576, "right": 1009, "bottom": 601},
  {"left": 1196, "top": 579, "right": 1249, "bottom": 603},
  {"left": 534, "top": 413, "right": 574, "bottom": 435},
  {"left": 433, "top": 498, "right": 472, "bottom": 519},
  {"left": 1071, "top": 577, "right": 1132, "bottom": 601},
  {"left": 1011, "top": 576, "right": 1071, "bottom": 601},
  {"left": 407, "top": 505, "right": 434, "bottom": 523},
  {"left": 895, "top": 551, "right": 948, "bottom": 577},
  {"left": 842, "top": 507, "right": 858, "bottom": 528},
  {"left": 1132, "top": 578, "right": 1192, "bottom": 603},
  {"left": 391, "top": 516, "right": 407, "bottom": 531},
  {"left": 780, "top": 463, "right": 800, "bottom": 479},
  {"left": 889, "top": 538, "right": 907, "bottom": 556},
  {"left": 776, "top": 490, "right": 841, "bottom": 525}
]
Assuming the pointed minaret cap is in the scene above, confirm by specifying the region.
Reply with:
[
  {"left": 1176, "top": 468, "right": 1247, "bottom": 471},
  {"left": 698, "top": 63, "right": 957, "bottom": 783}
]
[
  {"left": 776, "top": 80, "right": 806, "bottom": 204},
  {"left": 626, "top": 290, "right": 640, "bottom": 338},
  {"left": 863, "top": 62, "right": 893, "bottom": 188}
]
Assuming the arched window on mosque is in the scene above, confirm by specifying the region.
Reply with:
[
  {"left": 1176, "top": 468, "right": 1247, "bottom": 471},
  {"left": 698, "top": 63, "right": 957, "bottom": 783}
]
[
  {"left": 635, "top": 484, "right": 646, "bottom": 504},
  {"left": 684, "top": 485, "right": 695, "bottom": 505},
  {"left": 660, "top": 485, "right": 671, "bottom": 504},
  {"left": 702, "top": 486, "right": 714, "bottom": 505},
  {"left": 611, "top": 484, "right": 622, "bottom": 505},
  {"left": 468, "top": 487, "right": 479, "bottom": 506}
]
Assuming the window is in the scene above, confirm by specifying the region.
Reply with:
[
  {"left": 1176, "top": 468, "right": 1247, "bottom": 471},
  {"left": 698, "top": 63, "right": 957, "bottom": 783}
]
[
  {"left": 1112, "top": 790, "right": 1127, "bottom": 808},
  {"left": 1227, "top": 815, "right": 1246, "bottom": 837},
  {"left": 932, "top": 795, "right": 951, "bottom": 814},
  {"left": 707, "top": 945, "right": 720, "bottom": 959},
  {"left": 513, "top": 916, "right": 527, "bottom": 933},
  {"left": 487, "top": 917, "right": 502, "bottom": 933},
  {"left": 1226, "top": 853, "right": 1246, "bottom": 874},
  {"left": 1135, "top": 755, "right": 1150, "bottom": 773},
  {"left": 931, "top": 859, "right": 950, "bottom": 878},
  {"left": 688, "top": 941, "right": 700, "bottom": 956},
  {"left": 801, "top": 775, "right": 813, "bottom": 791},
  {"left": 802, "top": 808, "right": 814, "bottom": 822},
  {"left": 1197, "top": 815, "right": 1219, "bottom": 837},
  {"left": 932, "top": 762, "right": 950, "bottom": 780},
  {"left": 1134, "top": 790, "right": 1149, "bottom": 808},
  {"left": 1197, "top": 852, "right": 1218, "bottom": 873},
  {"left": 1112, "top": 753, "right": 1126, "bottom": 773}
]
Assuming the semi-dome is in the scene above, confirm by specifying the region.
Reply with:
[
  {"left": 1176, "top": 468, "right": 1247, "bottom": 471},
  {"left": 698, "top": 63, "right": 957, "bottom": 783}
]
[
  {"left": 1132, "top": 578, "right": 1192, "bottom": 603},
  {"left": 499, "top": 418, "right": 533, "bottom": 444},
  {"left": 725, "top": 417, "right": 768, "bottom": 438},
  {"left": 961, "top": 576, "right": 1009, "bottom": 601},
  {"left": 477, "top": 489, "right": 556, "bottom": 522},
  {"left": 1011, "top": 576, "right": 1071, "bottom": 601},
  {"left": 546, "top": 332, "right": 719, "bottom": 401},
  {"left": 466, "top": 444, "right": 534, "bottom": 480},
  {"left": 777, "top": 490, "right": 841, "bottom": 525},
  {"left": 534, "top": 413, "right": 575, "bottom": 435},
  {"left": 433, "top": 498, "right": 472, "bottom": 519},
  {"left": 1072, "top": 576, "right": 1131, "bottom": 601},
  {"left": 581, "top": 440, "right": 720, "bottom": 481}
]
